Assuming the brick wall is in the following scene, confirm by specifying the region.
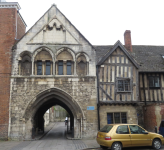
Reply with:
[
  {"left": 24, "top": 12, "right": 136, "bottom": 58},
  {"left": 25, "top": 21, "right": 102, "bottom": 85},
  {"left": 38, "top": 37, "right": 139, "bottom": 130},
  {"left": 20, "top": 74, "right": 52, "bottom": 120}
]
[
  {"left": 143, "top": 105, "right": 157, "bottom": 132},
  {"left": 0, "top": 8, "right": 26, "bottom": 140},
  {"left": 17, "top": 13, "right": 26, "bottom": 39}
]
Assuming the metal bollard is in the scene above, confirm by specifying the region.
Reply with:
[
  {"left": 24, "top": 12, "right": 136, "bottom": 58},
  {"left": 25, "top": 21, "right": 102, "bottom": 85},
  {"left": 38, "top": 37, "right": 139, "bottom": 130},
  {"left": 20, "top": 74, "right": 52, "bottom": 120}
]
[
  {"left": 72, "top": 127, "right": 74, "bottom": 138},
  {"left": 155, "top": 126, "right": 157, "bottom": 133}
]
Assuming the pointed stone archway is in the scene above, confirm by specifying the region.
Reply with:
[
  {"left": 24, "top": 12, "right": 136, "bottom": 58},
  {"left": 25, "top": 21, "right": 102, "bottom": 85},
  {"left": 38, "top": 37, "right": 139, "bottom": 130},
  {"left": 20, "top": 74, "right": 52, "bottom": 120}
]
[{"left": 21, "top": 87, "right": 85, "bottom": 140}]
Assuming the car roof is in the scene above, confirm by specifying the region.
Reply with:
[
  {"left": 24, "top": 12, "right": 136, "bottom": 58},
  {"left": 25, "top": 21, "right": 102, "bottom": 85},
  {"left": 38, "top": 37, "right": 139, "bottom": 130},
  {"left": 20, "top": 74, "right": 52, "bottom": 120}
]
[{"left": 105, "top": 124, "right": 137, "bottom": 126}]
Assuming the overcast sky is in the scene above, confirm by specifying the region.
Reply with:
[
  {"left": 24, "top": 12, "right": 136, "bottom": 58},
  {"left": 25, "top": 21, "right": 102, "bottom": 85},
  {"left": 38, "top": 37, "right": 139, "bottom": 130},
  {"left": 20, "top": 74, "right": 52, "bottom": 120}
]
[{"left": 7, "top": 0, "right": 164, "bottom": 45}]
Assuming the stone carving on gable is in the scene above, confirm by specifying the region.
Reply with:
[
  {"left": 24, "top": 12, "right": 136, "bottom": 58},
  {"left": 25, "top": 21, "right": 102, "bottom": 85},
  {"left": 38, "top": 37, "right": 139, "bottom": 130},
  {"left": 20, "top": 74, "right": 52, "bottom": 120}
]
[
  {"left": 43, "top": 19, "right": 66, "bottom": 32},
  {"left": 28, "top": 18, "right": 79, "bottom": 44}
]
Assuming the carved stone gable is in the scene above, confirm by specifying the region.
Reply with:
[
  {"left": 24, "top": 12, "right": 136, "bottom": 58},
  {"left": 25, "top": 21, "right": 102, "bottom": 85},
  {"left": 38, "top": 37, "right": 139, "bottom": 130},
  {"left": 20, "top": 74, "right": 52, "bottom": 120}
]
[{"left": 28, "top": 18, "right": 79, "bottom": 45}]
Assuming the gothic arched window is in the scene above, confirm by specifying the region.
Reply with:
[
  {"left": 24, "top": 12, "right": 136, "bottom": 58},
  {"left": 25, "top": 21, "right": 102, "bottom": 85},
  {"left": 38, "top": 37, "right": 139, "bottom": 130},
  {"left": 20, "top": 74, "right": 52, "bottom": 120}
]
[
  {"left": 19, "top": 53, "right": 32, "bottom": 76},
  {"left": 34, "top": 49, "right": 53, "bottom": 75},
  {"left": 56, "top": 49, "right": 74, "bottom": 75},
  {"left": 77, "top": 54, "right": 87, "bottom": 76}
]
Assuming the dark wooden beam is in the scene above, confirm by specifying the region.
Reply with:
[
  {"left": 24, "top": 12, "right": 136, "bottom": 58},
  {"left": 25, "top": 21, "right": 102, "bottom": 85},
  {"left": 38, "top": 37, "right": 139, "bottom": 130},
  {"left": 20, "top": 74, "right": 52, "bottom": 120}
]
[{"left": 99, "top": 85, "right": 113, "bottom": 100}]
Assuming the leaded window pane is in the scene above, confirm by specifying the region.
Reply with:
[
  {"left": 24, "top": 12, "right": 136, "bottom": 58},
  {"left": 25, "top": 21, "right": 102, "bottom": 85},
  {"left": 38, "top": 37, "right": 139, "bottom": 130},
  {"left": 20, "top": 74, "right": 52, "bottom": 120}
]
[
  {"left": 46, "top": 61, "right": 51, "bottom": 75},
  {"left": 121, "top": 113, "right": 127, "bottom": 123},
  {"left": 118, "top": 80, "right": 130, "bottom": 91},
  {"left": 149, "top": 76, "right": 160, "bottom": 87},
  {"left": 149, "top": 77, "right": 154, "bottom": 87},
  {"left": 125, "top": 80, "right": 130, "bottom": 91},
  {"left": 118, "top": 80, "right": 124, "bottom": 91},
  {"left": 58, "top": 61, "right": 63, "bottom": 75},
  {"left": 37, "top": 61, "right": 42, "bottom": 75},
  {"left": 114, "top": 113, "right": 120, "bottom": 123},
  {"left": 107, "top": 112, "right": 127, "bottom": 124},
  {"left": 155, "top": 77, "right": 160, "bottom": 87},
  {"left": 107, "top": 113, "right": 113, "bottom": 124}
]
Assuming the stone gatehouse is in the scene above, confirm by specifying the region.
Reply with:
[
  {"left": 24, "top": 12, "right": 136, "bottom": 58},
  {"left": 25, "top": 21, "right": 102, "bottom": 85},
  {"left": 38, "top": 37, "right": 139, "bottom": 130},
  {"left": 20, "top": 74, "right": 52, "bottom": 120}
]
[{"left": 9, "top": 4, "right": 97, "bottom": 140}]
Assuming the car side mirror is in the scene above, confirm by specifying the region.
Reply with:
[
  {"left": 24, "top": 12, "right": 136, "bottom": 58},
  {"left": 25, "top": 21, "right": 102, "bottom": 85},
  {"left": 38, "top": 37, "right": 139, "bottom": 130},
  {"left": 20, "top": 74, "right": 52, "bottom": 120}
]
[{"left": 142, "top": 131, "right": 148, "bottom": 134}]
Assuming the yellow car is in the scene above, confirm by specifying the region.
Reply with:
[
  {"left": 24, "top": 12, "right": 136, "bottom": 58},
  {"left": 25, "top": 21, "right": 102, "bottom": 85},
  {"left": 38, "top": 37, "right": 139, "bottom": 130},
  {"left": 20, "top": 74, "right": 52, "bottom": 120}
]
[{"left": 96, "top": 124, "right": 164, "bottom": 150}]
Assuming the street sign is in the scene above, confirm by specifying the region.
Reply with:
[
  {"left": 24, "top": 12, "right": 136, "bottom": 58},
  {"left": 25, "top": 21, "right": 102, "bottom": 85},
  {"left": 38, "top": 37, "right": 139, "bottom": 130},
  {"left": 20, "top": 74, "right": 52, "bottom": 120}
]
[{"left": 87, "top": 106, "right": 95, "bottom": 110}]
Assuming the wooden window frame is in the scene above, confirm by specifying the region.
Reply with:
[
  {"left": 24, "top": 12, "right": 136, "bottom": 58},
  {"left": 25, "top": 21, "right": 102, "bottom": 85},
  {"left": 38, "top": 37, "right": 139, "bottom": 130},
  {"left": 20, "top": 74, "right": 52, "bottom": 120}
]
[
  {"left": 107, "top": 112, "right": 127, "bottom": 124},
  {"left": 117, "top": 78, "right": 131, "bottom": 92},
  {"left": 148, "top": 76, "right": 160, "bottom": 89}
]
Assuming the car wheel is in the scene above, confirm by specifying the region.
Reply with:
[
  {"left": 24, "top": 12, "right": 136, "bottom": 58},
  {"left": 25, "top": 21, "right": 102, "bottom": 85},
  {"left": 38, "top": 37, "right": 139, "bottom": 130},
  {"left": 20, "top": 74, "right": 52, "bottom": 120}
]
[
  {"left": 152, "top": 139, "right": 161, "bottom": 150},
  {"left": 100, "top": 145, "right": 108, "bottom": 149},
  {"left": 111, "top": 142, "right": 122, "bottom": 150}
]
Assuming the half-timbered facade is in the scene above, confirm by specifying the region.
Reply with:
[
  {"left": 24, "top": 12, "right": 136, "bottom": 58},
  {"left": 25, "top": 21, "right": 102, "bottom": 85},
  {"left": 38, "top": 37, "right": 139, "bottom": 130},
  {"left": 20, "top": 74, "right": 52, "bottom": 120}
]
[
  {"left": 95, "top": 31, "right": 164, "bottom": 132},
  {"left": 96, "top": 41, "right": 143, "bottom": 129}
]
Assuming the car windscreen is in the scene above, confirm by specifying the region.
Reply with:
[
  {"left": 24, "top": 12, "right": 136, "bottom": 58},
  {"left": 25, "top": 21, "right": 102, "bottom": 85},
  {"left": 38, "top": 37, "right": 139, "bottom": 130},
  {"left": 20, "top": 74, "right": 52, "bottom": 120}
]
[{"left": 99, "top": 125, "right": 113, "bottom": 133}]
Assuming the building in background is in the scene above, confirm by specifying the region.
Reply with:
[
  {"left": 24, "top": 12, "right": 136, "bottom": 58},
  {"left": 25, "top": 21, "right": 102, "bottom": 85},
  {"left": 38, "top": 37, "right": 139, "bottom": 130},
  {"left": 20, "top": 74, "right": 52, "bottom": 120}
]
[{"left": 0, "top": 1, "right": 26, "bottom": 139}]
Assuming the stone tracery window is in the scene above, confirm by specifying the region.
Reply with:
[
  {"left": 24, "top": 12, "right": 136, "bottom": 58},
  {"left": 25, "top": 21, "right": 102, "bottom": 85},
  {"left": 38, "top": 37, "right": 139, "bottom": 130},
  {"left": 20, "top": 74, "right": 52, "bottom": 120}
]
[
  {"left": 56, "top": 49, "right": 74, "bottom": 75},
  {"left": 76, "top": 54, "right": 88, "bottom": 76},
  {"left": 34, "top": 49, "right": 53, "bottom": 75},
  {"left": 19, "top": 52, "right": 32, "bottom": 76}
]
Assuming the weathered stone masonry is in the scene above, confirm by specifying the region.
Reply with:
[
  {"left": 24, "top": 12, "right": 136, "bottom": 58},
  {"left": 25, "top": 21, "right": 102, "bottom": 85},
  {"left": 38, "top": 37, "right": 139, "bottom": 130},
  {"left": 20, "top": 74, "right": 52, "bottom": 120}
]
[{"left": 9, "top": 76, "right": 97, "bottom": 140}]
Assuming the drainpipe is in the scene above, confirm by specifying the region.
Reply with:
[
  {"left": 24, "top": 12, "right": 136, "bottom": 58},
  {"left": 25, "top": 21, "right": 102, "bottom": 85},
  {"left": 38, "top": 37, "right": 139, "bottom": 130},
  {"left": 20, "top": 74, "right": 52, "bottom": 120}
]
[
  {"left": 142, "top": 73, "right": 146, "bottom": 106},
  {"left": 15, "top": 11, "right": 18, "bottom": 40},
  {"left": 81, "top": 117, "right": 82, "bottom": 138},
  {"left": 96, "top": 65, "right": 100, "bottom": 130}
]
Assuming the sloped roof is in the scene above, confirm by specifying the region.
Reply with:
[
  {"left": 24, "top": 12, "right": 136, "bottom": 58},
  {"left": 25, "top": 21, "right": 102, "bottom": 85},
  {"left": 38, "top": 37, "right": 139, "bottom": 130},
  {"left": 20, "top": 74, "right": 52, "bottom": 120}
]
[
  {"left": 94, "top": 44, "right": 164, "bottom": 72},
  {"left": 96, "top": 41, "right": 139, "bottom": 68}
]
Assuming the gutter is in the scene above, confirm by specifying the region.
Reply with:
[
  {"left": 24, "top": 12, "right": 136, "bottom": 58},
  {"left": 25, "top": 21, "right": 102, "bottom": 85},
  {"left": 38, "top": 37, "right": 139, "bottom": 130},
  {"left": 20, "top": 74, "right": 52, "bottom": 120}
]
[{"left": 96, "top": 65, "right": 100, "bottom": 130}]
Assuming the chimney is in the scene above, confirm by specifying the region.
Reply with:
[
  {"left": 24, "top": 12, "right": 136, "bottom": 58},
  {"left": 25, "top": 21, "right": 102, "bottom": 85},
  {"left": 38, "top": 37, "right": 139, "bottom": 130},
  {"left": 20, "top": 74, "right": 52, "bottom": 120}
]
[{"left": 124, "top": 30, "right": 132, "bottom": 52}]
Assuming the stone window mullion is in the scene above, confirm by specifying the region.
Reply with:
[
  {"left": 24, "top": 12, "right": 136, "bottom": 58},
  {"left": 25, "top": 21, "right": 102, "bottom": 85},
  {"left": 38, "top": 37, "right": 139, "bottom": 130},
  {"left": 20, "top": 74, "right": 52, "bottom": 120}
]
[
  {"left": 63, "top": 60, "right": 67, "bottom": 75},
  {"left": 50, "top": 61, "right": 53, "bottom": 75},
  {"left": 56, "top": 61, "right": 58, "bottom": 75},
  {"left": 71, "top": 61, "right": 74, "bottom": 75},
  {"left": 34, "top": 61, "right": 37, "bottom": 75},
  {"left": 18, "top": 60, "right": 22, "bottom": 75}
]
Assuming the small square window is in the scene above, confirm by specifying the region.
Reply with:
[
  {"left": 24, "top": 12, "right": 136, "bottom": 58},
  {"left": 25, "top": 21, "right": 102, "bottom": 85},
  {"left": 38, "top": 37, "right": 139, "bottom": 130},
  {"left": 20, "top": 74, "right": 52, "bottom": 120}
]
[
  {"left": 118, "top": 79, "right": 130, "bottom": 92},
  {"left": 107, "top": 112, "right": 127, "bottom": 124},
  {"left": 149, "top": 76, "right": 160, "bottom": 88}
]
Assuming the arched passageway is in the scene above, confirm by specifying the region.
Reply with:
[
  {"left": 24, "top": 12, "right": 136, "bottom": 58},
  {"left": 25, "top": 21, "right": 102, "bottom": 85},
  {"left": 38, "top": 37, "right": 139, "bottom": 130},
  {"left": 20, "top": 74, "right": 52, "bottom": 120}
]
[
  {"left": 22, "top": 88, "right": 84, "bottom": 140},
  {"left": 33, "top": 98, "right": 74, "bottom": 137}
]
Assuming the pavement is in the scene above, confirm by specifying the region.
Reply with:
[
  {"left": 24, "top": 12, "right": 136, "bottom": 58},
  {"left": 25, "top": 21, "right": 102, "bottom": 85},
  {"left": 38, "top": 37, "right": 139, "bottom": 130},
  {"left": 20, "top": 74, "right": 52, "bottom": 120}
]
[{"left": 0, "top": 122, "right": 164, "bottom": 150}]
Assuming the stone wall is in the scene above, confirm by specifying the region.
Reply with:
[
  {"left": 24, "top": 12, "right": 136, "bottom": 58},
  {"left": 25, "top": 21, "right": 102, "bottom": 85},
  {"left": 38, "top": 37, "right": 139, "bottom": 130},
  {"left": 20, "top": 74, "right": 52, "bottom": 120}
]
[
  {"left": 9, "top": 76, "right": 97, "bottom": 140},
  {"left": 44, "top": 111, "right": 49, "bottom": 127},
  {"left": 143, "top": 103, "right": 164, "bottom": 132},
  {"left": 99, "top": 105, "right": 140, "bottom": 129}
]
